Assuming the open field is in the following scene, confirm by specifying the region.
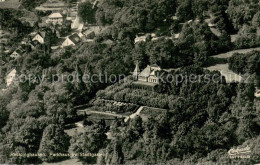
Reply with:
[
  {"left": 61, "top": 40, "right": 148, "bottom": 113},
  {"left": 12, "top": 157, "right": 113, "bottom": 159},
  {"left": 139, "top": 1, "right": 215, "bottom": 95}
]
[
  {"left": 211, "top": 47, "right": 260, "bottom": 59},
  {"left": 0, "top": 0, "right": 21, "bottom": 9},
  {"left": 205, "top": 64, "right": 242, "bottom": 83}
]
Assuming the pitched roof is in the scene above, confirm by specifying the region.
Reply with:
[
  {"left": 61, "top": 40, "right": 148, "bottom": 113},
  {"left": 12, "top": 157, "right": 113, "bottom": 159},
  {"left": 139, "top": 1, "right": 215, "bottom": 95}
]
[
  {"left": 7, "top": 69, "right": 16, "bottom": 78},
  {"left": 48, "top": 13, "right": 63, "bottom": 18},
  {"left": 68, "top": 33, "right": 81, "bottom": 44},
  {"left": 138, "top": 64, "right": 161, "bottom": 78},
  {"left": 139, "top": 66, "right": 151, "bottom": 77},
  {"left": 12, "top": 49, "right": 23, "bottom": 56},
  {"left": 150, "top": 70, "right": 156, "bottom": 76},
  {"left": 102, "top": 39, "right": 114, "bottom": 45},
  {"left": 35, "top": 31, "right": 46, "bottom": 38}
]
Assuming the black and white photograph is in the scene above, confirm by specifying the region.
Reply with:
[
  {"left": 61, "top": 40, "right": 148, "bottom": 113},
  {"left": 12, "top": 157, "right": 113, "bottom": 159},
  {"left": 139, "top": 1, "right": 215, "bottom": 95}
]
[{"left": 0, "top": 0, "right": 260, "bottom": 164}]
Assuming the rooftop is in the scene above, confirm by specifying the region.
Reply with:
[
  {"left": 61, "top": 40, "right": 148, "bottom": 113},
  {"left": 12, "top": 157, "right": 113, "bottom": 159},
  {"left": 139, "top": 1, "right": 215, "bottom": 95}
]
[
  {"left": 68, "top": 33, "right": 81, "bottom": 44},
  {"left": 138, "top": 65, "right": 161, "bottom": 78},
  {"left": 48, "top": 13, "right": 63, "bottom": 18}
]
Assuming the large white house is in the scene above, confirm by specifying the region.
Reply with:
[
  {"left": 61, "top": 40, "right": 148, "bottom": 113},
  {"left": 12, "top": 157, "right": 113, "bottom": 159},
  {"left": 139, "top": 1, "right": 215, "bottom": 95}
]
[
  {"left": 133, "top": 63, "right": 161, "bottom": 84},
  {"left": 46, "top": 13, "right": 63, "bottom": 25}
]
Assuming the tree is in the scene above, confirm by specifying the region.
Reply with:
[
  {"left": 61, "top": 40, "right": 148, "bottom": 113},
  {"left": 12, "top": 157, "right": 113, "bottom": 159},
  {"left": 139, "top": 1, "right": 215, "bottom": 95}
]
[
  {"left": 78, "top": 2, "right": 97, "bottom": 24},
  {"left": 38, "top": 124, "right": 70, "bottom": 162},
  {"left": 252, "top": 12, "right": 260, "bottom": 27},
  {"left": 21, "top": 0, "right": 47, "bottom": 11},
  {"left": 176, "top": 0, "right": 194, "bottom": 21}
]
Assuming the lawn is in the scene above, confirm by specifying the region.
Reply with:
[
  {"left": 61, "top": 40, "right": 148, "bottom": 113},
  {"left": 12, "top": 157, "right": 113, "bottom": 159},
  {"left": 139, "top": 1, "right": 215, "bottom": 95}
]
[
  {"left": 211, "top": 47, "right": 260, "bottom": 59},
  {"left": 139, "top": 107, "right": 168, "bottom": 122},
  {"left": 205, "top": 64, "right": 242, "bottom": 83},
  {"left": 0, "top": 0, "right": 21, "bottom": 9}
]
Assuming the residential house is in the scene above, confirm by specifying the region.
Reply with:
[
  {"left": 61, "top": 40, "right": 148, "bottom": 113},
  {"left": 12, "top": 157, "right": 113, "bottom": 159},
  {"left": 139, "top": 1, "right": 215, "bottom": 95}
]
[
  {"left": 61, "top": 33, "right": 81, "bottom": 47},
  {"left": 82, "top": 26, "right": 103, "bottom": 36},
  {"left": 46, "top": 13, "right": 63, "bottom": 25},
  {"left": 0, "top": 38, "right": 9, "bottom": 44},
  {"left": 3, "top": 45, "right": 11, "bottom": 54},
  {"left": 81, "top": 26, "right": 106, "bottom": 42},
  {"left": 0, "top": 29, "right": 10, "bottom": 44},
  {"left": 77, "top": 32, "right": 84, "bottom": 38},
  {"left": 6, "top": 69, "right": 16, "bottom": 87},
  {"left": 172, "top": 16, "right": 178, "bottom": 20},
  {"left": 4, "top": 49, "right": 10, "bottom": 54},
  {"left": 102, "top": 39, "right": 114, "bottom": 45},
  {"left": 32, "top": 32, "right": 46, "bottom": 44},
  {"left": 134, "top": 33, "right": 147, "bottom": 44},
  {"left": 174, "top": 33, "right": 180, "bottom": 39},
  {"left": 21, "top": 37, "right": 30, "bottom": 45},
  {"left": 10, "top": 49, "right": 24, "bottom": 59},
  {"left": 133, "top": 63, "right": 161, "bottom": 84},
  {"left": 84, "top": 31, "right": 95, "bottom": 39},
  {"left": 135, "top": 33, "right": 159, "bottom": 44}
]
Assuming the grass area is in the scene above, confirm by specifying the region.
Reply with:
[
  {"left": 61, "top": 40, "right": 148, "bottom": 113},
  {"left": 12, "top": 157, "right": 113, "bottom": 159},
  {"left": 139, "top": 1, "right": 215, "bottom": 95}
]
[
  {"left": 77, "top": 111, "right": 120, "bottom": 126},
  {"left": 0, "top": 0, "right": 21, "bottom": 9},
  {"left": 88, "top": 113, "right": 117, "bottom": 126},
  {"left": 140, "top": 107, "right": 167, "bottom": 122},
  {"left": 90, "top": 98, "right": 139, "bottom": 114},
  {"left": 205, "top": 64, "right": 242, "bottom": 83},
  {"left": 211, "top": 47, "right": 260, "bottom": 59}
]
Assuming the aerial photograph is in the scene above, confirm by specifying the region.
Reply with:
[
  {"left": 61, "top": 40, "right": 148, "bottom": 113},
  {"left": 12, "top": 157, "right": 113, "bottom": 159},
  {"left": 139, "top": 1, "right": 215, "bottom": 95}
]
[{"left": 0, "top": 0, "right": 259, "bottom": 164}]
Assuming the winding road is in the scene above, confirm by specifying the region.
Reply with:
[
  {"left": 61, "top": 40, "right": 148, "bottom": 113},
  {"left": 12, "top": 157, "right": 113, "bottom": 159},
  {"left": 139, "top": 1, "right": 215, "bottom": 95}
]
[{"left": 124, "top": 106, "right": 144, "bottom": 122}]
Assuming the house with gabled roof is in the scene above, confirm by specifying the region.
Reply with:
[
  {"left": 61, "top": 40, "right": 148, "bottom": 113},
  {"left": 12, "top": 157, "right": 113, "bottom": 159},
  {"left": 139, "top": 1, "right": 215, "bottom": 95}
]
[
  {"left": 32, "top": 32, "right": 46, "bottom": 44},
  {"left": 133, "top": 63, "right": 162, "bottom": 84},
  {"left": 10, "top": 48, "right": 24, "bottom": 59},
  {"left": 46, "top": 12, "right": 63, "bottom": 25},
  {"left": 61, "top": 33, "right": 81, "bottom": 48}
]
